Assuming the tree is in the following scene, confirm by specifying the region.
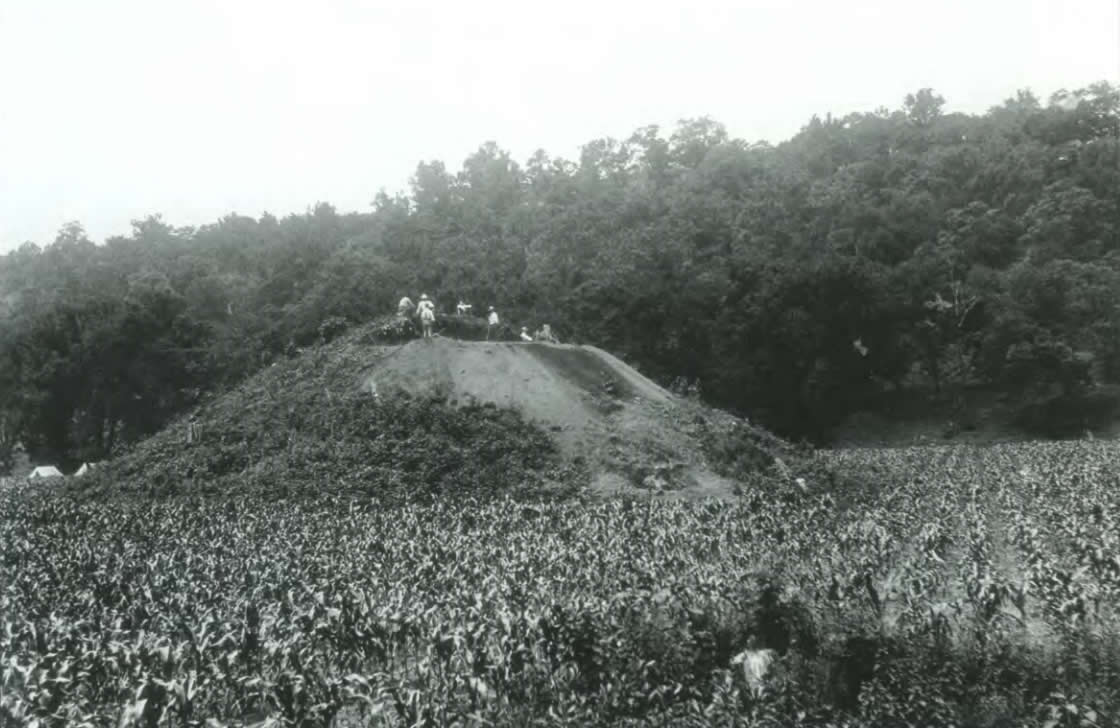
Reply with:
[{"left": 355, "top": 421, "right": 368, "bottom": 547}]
[
  {"left": 904, "top": 88, "right": 945, "bottom": 127},
  {"left": 3, "top": 80, "right": 1118, "bottom": 453}
]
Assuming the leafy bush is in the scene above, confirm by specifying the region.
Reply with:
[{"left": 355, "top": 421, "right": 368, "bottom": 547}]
[
  {"left": 316, "top": 315, "right": 351, "bottom": 343},
  {"left": 367, "top": 314, "right": 418, "bottom": 343},
  {"left": 695, "top": 413, "right": 884, "bottom": 506},
  {"left": 1014, "top": 385, "right": 1120, "bottom": 437}
]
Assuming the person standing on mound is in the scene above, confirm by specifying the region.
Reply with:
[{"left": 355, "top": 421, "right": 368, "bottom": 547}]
[
  {"left": 487, "top": 306, "right": 499, "bottom": 340},
  {"left": 416, "top": 294, "right": 436, "bottom": 339}
]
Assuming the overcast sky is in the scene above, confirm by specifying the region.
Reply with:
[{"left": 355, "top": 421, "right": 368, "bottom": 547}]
[{"left": 0, "top": 0, "right": 1116, "bottom": 252}]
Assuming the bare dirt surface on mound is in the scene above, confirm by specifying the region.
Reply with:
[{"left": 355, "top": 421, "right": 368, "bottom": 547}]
[{"left": 362, "top": 337, "right": 736, "bottom": 499}]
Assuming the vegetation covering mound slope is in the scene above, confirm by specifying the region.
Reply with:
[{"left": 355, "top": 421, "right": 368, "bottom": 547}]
[
  {"left": 74, "top": 322, "right": 821, "bottom": 501},
  {"left": 74, "top": 327, "right": 567, "bottom": 502}
]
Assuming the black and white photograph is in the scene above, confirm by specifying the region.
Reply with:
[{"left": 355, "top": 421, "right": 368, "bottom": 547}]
[{"left": 1, "top": 1, "right": 1118, "bottom": 725}]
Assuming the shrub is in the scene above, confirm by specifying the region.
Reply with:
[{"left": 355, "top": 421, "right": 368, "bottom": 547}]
[
  {"left": 1013, "top": 385, "right": 1120, "bottom": 437},
  {"left": 76, "top": 386, "right": 577, "bottom": 503},
  {"left": 368, "top": 315, "right": 418, "bottom": 343}
]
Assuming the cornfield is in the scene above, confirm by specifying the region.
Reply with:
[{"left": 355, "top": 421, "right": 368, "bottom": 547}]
[{"left": 2, "top": 440, "right": 1119, "bottom": 726}]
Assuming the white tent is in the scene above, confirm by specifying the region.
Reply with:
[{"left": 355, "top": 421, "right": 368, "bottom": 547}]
[{"left": 28, "top": 465, "right": 64, "bottom": 480}]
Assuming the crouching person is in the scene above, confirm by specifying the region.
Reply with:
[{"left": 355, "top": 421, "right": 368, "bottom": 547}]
[{"left": 535, "top": 324, "right": 559, "bottom": 344}]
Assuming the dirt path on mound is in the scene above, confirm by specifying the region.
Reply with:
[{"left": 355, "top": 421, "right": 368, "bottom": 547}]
[{"left": 361, "top": 338, "right": 736, "bottom": 499}]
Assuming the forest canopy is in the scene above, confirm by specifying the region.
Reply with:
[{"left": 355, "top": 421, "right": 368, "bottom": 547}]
[{"left": 1, "top": 82, "right": 1117, "bottom": 467}]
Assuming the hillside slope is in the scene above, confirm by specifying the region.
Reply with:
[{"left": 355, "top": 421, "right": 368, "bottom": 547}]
[
  {"left": 364, "top": 337, "right": 734, "bottom": 497},
  {"left": 76, "top": 324, "right": 816, "bottom": 501}
]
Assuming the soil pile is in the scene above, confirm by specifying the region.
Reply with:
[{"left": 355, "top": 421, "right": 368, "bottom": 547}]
[
  {"left": 364, "top": 337, "right": 734, "bottom": 497},
  {"left": 79, "top": 324, "right": 819, "bottom": 501}
]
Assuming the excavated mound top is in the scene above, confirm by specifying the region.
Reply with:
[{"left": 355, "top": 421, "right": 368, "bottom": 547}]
[{"left": 362, "top": 338, "right": 736, "bottom": 498}]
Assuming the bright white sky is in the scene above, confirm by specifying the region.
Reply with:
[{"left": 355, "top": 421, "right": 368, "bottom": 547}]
[{"left": 0, "top": 0, "right": 1116, "bottom": 251}]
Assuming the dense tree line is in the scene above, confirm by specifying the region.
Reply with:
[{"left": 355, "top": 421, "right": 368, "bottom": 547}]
[{"left": 1, "top": 82, "right": 1117, "bottom": 467}]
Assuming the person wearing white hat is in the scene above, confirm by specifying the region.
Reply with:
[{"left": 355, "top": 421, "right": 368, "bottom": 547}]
[
  {"left": 486, "top": 306, "right": 499, "bottom": 340},
  {"left": 417, "top": 294, "right": 436, "bottom": 339}
]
